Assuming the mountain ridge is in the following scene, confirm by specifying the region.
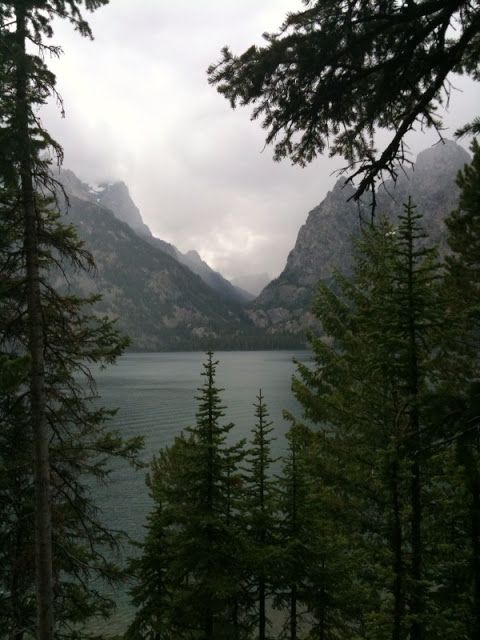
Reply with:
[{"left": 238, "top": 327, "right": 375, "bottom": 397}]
[
  {"left": 55, "top": 193, "right": 256, "bottom": 350},
  {"left": 58, "top": 169, "right": 253, "bottom": 304},
  {"left": 249, "top": 140, "right": 471, "bottom": 335}
]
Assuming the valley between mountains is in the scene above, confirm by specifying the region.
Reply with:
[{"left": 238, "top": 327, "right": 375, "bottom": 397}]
[{"left": 57, "top": 140, "right": 471, "bottom": 351}]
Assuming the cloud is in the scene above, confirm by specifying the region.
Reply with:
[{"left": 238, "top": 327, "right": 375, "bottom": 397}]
[{"left": 41, "top": 1, "right": 480, "bottom": 282}]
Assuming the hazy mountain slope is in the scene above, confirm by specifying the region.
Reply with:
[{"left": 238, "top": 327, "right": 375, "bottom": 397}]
[
  {"left": 176, "top": 250, "right": 254, "bottom": 302},
  {"left": 59, "top": 195, "right": 251, "bottom": 350},
  {"left": 58, "top": 169, "right": 252, "bottom": 303},
  {"left": 250, "top": 140, "right": 471, "bottom": 335}
]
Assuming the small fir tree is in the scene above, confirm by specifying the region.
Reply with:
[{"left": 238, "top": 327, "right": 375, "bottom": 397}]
[
  {"left": 243, "top": 390, "right": 278, "bottom": 640},
  {"left": 129, "top": 353, "right": 247, "bottom": 640}
]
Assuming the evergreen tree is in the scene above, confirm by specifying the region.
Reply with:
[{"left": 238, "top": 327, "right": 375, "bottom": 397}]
[
  {"left": 129, "top": 353, "right": 247, "bottom": 640},
  {"left": 127, "top": 437, "right": 190, "bottom": 640},
  {"left": 243, "top": 390, "right": 278, "bottom": 640},
  {"left": 0, "top": 201, "right": 143, "bottom": 638},
  {"left": 446, "top": 138, "right": 480, "bottom": 326},
  {"left": 442, "top": 139, "right": 480, "bottom": 638},
  {"left": 0, "top": 2, "right": 147, "bottom": 637},
  {"left": 391, "top": 200, "right": 445, "bottom": 640},
  {"left": 288, "top": 203, "right": 467, "bottom": 638},
  {"left": 208, "top": 1, "right": 480, "bottom": 201},
  {"left": 275, "top": 422, "right": 315, "bottom": 640}
]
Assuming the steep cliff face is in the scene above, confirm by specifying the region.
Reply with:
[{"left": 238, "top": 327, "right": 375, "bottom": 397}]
[
  {"left": 58, "top": 169, "right": 252, "bottom": 303},
  {"left": 376, "top": 139, "right": 471, "bottom": 242},
  {"left": 56, "top": 195, "right": 252, "bottom": 350},
  {"left": 59, "top": 169, "right": 153, "bottom": 238},
  {"left": 250, "top": 140, "right": 471, "bottom": 335}
]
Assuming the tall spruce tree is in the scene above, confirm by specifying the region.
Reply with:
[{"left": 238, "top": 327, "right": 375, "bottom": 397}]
[
  {"left": 243, "top": 390, "right": 277, "bottom": 640},
  {"left": 127, "top": 436, "right": 190, "bottom": 640},
  {"left": 0, "top": 201, "right": 143, "bottom": 637},
  {"left": 288, "top": 203, "right": 467, "bottom": 638},
  {"left": 129, "top": 353, "right": 247, "bottom": 640},
  {"left": 392, "top": 200, "right": 444, "bottom": 640},
  {"left": 0, "top": 2, "right": 147, "bottom": 637},
  {"left": 443, "top": 139, "right": 480, "bottom": 638},
  {"left": 275, "top": 422, "right": 315, "bottom": 640}
]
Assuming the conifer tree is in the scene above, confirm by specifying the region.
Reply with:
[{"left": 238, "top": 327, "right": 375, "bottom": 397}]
[
  {"left": 275, "top": 422, "right": 315, "bottom": 640},
  {"left": 127, "top": 437, "right": 190, "bottom": 640},
  {"left": 442, "top": 140, "right": 480, "bottom": 638},
  {"left": 129, "top": 353, "right": 247, "bottom": 640},
  {"left": 0, "top": 2, "right": 147, "bottom": 637},
  {"left": 392, "top": 200, "right": 444, "bottom": 640},
  {"left": 243, "top": 390, "right": 277, "bottom": 640},
  {"left": 289, "top": 203, "right": 460, "bottom": 638},
  {"left": 0, "top": 202, "right": 143, "bottom": 638},
  {"left": 446, "top": 138, "right": 480, "bottom": 327}
]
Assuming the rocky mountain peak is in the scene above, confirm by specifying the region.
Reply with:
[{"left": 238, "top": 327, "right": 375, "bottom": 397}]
[
  {"left": 250, "top": 140, "right": 471, "bottom": 336},
  {"left": 414, "top": 138, "right": 471, "bottom": 176},
  {"left": 57, "top": 168, "right": 255, "bottom": 304},
  {"left": 385, "top": 139, "right": 471, "bottom": 207},
  {"left": 93, "top": 180, "right": 152, "bottom": 238},
  {"left": 184, "top": 249, "right": 203, "bottom": 265},
  {"left": 58, "top": 169, "right": 152, "bottom": 238}
]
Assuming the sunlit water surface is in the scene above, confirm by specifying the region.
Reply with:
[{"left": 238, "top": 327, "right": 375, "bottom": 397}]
[{"left": 86, "top": 350, "right": 312, "bottom": 634}]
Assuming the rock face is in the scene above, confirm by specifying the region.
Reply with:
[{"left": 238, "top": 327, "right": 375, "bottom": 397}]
[
  {"left": 249, "top": 140, "right": 471, "bottom": 335},
  {"left": 58, "top": 169, "right": 252, "bottom": 303},
  {"left": 57, "top": 195, "right": 252, "bottom": 351}
]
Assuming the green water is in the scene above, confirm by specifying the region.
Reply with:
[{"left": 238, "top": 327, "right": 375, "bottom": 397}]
[{"left": 87, "top": 350, "right": 311, "bottom": 634}]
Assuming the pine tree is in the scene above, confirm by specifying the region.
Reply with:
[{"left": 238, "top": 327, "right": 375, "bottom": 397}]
[
  {"left": 129, "top": 353, "right": 247, "bottom": 640},
  {"left": 446, "top": 138, "right": 480, "bottom": 328},
  {"left": 443, "top": 139, "right": 480, "bottom": 639},
  {"left": 0, "top": 202, "right": 143, "bottom": 638},
  {"left": 0, "top": 2, "right": 147, "bottom": 637},
  {"left": 243, "top": 390, "right": 277, "bottom": 640},
  {"left": 288, "top": 203, "right": 464, "bottom": 638},
  {"left": 275, "top": 422, "right": 315, "bottom": 640},
  {"left": 127, "top": 437, "right": 190, "bottom": 640},
  {"left": 392, "top": 200, "right": 443, "bottom": 640}
]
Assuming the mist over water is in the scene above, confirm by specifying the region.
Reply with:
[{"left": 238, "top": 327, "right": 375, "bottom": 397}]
[{"left": 88, "top": 350, "right": 311, "bottom": 633}]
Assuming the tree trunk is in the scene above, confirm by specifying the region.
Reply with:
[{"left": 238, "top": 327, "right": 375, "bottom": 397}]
[
  {"left": 259, "top": 575, "right": 265, "bottom": 640},
  {"left": 14, "top": 7, "right": 54, "bottom": 640},
  {"left": 391, "top": 459, "right": 404, "bottom": 640},
  {"left": 11, "top": 522, "right": 26, "bottom": 640},
  {"left": 290, "top": 583, "right": 297, "bottom": 640},
  {"left": 405, "top": 206, "right": 423, "bottom": 640},
  {"left": 470, "top": 463, "right": 480, "bottom": 640},
  {"left": 410, "top": 452, "right": 422, "bottom": 640},
  {"left": 462, "top": 440, "right": 480, "bottom": 640}
]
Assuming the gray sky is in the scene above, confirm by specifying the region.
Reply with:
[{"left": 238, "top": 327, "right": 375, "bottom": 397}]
[{"left": 42, "top": 0, "right": 480, "bottom": 286}]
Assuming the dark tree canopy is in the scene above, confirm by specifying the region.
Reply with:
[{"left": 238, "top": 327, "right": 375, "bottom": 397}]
[{"left": 208, "top": 0, "right": 480, "bottom": 202}]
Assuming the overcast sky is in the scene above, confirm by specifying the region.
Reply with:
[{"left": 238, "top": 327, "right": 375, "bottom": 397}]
[{"left": 42, "top": 0, "right": 480, "bottom": 289}]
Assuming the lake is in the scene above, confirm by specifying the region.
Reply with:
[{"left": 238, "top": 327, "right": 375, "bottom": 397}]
[{"left": 88, "top": 350, "right": 312, "bottom": 633}]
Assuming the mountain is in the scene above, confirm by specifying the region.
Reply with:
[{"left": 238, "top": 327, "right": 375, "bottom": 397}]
[
  {"left": 55, "top": 194, "right": 255, "bottom": 351},
  {"left": 249, "top": 140, "right": 471, "bottom": 335},
  {"left": 58, "top": 170, "right": 252, "bottom": 304}
]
